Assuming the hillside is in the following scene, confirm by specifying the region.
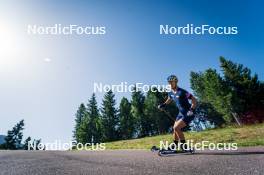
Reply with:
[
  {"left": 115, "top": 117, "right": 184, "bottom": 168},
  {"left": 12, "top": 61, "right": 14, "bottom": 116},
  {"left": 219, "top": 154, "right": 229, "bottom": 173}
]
[{"left": 103, "top": 123, "right": 264, "bottom": 149}]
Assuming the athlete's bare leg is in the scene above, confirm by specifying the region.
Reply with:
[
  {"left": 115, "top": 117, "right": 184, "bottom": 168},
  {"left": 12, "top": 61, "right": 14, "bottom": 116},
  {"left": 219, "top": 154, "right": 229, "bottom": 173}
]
[{"left": 173, "top": 119, "right": 186, "bottom": 141}]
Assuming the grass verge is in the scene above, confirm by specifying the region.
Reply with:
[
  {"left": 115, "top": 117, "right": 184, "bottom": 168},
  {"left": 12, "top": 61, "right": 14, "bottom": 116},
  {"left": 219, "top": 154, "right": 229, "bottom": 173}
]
[{"left": 103, "top": 123, "right": 264, "bottom": 149}]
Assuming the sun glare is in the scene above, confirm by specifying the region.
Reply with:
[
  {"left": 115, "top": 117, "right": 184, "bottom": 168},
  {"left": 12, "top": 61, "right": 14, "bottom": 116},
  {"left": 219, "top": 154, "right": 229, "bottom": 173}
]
[
  {"left": 0, "top": 24, "right": 15, "bottom": 55},
  {"left": 0, "top": 21, "right": 24, "bottom": 70}
]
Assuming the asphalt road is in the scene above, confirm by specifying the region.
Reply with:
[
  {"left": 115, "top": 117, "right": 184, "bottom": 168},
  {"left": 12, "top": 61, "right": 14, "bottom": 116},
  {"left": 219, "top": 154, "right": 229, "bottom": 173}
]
[{"left": 0, "top": 147, "right": 263, "bottom": 175}]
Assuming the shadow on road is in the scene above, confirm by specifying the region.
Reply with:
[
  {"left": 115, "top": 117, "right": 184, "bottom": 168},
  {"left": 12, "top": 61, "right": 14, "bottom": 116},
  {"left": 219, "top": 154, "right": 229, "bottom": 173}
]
[
  {"left": 158, "top": 151, "right": 264, "bottom": 157},
  {"left": 195, "top": 151, "right": 264, "bottom": 156}
]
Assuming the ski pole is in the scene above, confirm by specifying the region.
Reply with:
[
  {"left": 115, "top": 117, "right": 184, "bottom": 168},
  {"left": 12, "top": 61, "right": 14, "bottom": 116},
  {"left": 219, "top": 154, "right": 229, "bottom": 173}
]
[{"left": 159, "top": 108, "right": 175, "bottom": 122}]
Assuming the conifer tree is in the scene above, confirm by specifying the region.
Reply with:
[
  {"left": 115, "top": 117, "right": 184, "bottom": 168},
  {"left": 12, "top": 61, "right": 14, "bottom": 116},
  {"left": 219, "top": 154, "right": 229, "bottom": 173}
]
[
  {"left": 4, "top": 120, "right": 24, "bottom": 150},
  {"left": 119, "top": 97, "right": 135, "bottom": 139},
  {"left": 131, "top": 88, "right": 146, "bottom": 137},
  {"left": 73, "top": 103, "right": 86, "bottom": 143},
  {"left": 86, "top": 93, "right": 103, "bottom": 143},
  {"left": 101, "top": 90, "right": 119, "bottom": 141}
]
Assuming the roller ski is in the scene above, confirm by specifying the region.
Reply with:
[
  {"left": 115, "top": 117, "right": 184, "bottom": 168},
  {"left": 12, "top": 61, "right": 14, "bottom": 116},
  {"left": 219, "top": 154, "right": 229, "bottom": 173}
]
[{"left": 151, "top": 145, "right": 195, "bottom": 156}]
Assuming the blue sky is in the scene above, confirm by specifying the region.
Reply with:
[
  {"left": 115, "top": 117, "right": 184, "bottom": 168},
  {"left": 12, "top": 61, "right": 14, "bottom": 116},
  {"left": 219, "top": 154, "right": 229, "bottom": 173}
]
[{"left": 0, "top": 0, "right": 263, "bottom": 145}]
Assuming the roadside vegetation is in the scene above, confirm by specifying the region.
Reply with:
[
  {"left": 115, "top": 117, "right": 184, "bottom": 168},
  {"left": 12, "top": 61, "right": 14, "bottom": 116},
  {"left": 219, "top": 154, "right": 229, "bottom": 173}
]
[{"left": 103, "top": 123, "right": 264, "bottom": 149}]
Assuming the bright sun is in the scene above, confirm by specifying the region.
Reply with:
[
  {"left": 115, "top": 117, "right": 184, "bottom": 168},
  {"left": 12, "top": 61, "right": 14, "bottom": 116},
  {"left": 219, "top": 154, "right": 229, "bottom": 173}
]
[
  {"left": 0, "top": 22, "right": 23, "bottom": 68},
  {"left": 0, "top": 25, "right": 15, "bottom": 57}
]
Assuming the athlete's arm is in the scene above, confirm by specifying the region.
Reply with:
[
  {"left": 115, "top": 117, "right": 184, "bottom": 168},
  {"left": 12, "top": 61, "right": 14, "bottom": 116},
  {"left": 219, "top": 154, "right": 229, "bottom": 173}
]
[
  {"left": 186, "top": 96, "right": 197, "bottom": 116},
  {"left": 185, "top": 90, "right": 197, "bottom": 110},
  {"left": 158, "top": 96, "right": 172, "bottom": 110},
  {"left": 190, "top": 96, "right": 197, "bottom": 110},
  {"left": 164, "top": 96, "right": 172, "bottom": 105}
]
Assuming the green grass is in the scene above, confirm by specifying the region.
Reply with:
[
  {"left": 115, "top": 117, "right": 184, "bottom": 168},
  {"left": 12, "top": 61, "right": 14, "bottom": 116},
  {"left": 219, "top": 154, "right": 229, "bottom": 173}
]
[{"left": 103, "top": 123, "right": 264, "bottom": 150}]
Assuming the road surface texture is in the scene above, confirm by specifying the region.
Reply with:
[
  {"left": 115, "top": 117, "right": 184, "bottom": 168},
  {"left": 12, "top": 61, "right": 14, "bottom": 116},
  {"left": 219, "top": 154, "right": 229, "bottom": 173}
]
[{"left": 0, "top": 147, "right": 263, "bottom": 175}]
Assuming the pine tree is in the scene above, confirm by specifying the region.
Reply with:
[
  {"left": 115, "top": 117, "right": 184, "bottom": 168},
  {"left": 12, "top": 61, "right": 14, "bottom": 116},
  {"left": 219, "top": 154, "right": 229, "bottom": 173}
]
[
  {"left": 4, "top": 130, "right": 16, "bottom": 149},
  {"left": 77, "top": 115, "right": 90, "bottom": 144},
  {"left": 119, "top": 97, "right": 135, "bottom": 139},
  {"left": 220, "top": 56, "right": 264, "bottom": 122},
  {"left": 4, "top": 120, "right": 24, "bottom": 150},
  {"left": 101, "top": 90, "right": 119, "bottom": 141},
  {"left": 190, "top": 57, "right": 264, "bottom": 125},
  {"left": 190, "top": 69, "right": 233, "bottom": 123},
  {"left": 143, "top": 90, "right": 159, "bottom": 135},
  {"left": 131, "top": 88, "right": 146, "bottom": 137},
  {"left": 73, "top": 103, "right": 86, "bottom": 143},
  {"left": 23, "top": 136, "right": 31, "bottom": 150},
  {"left": 86, "top": 93, "right": 103, "bottom": 143}
]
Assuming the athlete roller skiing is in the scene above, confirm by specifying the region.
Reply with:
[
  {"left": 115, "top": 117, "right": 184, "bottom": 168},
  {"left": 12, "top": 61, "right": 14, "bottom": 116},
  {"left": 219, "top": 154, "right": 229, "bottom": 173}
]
[{"left": 158, "top": 75, "right": 197, "bottom": 153}]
